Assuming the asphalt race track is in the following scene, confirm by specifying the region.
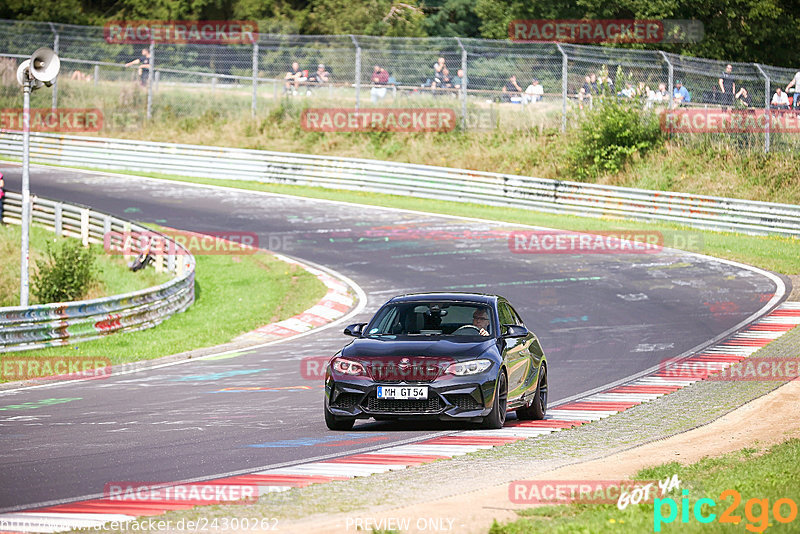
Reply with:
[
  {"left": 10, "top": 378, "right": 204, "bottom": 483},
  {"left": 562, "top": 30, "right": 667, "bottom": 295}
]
[{"left": 0, "top": 163, "right": 785, "bottom": 512}]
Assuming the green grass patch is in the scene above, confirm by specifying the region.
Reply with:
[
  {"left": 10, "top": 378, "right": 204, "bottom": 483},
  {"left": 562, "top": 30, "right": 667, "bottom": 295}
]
[
  {"left": 5, "top": 249, "right": 327, "bottom": 368},
  {"left": 42, "top": 165, "right": 800, "bottom": 275},
  {"left": 491, "top": 438, "right": 800, "bottom": 533},
  {"left": 0, "top": 222, "right": 170, "bottom": 307}
]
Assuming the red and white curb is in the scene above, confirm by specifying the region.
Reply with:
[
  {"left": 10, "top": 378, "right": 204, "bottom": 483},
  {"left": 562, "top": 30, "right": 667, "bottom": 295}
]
[
  {"left": 2, "top": 302, "right": 798, "bottom": 533},
  {"left": 234, "top": 254, "right": 355, "bottom": 343}
]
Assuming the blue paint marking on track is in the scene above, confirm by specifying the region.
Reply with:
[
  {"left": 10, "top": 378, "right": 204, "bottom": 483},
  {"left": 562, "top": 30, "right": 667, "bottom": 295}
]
[
  {"left": 247, "top": 433, "right": 388, "bottom": 448},
  {"left": 550, "top": 315, "right": 589, "bottom": 323},
  {"left": 170, "top": 368, "right": 269, "bottom": 381}
]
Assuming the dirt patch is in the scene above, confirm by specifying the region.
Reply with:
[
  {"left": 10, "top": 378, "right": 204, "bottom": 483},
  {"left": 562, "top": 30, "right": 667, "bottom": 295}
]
[
  {"left": 788, "top": 274, "right": 800, "bottom": 301},
  {"left": 278, "top": 378, "right": 800, "bottom": 534}
]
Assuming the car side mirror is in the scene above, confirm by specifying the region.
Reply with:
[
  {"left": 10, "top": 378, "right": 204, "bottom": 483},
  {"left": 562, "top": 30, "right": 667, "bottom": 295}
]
[
  {"left": 502, "top": 324, "right": 529, "bottom": 338},
  {"left": 344, "top": 323, "right": 367, "bottom": 337}
]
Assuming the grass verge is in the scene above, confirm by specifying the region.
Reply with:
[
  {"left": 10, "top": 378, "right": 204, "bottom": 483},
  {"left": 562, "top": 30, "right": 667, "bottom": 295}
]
[
  {"left": 32, "top": 164, "right": 800, "bottom": 275},
  {"left": 2, "top": 249, "right": 328, "bottom": 370},
  {"left": 0, "top": 221, "right": 170, "bottom": 307},
  {"left": 492, "top": 438, "right": 800, "bottom": 533}
]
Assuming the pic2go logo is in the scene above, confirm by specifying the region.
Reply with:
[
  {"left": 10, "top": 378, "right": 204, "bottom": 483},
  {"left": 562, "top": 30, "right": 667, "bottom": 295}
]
[{"left": 654, "top": 489, "right": 798, "bottom": 532}]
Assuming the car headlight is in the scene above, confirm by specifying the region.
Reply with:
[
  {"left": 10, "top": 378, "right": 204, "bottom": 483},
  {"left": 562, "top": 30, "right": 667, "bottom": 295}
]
[
  {"left": 445, "top": 359, "right": 492, "bottom": 376},
  {"left": 331, "top": 357, "right": 366, "bottom": 376}
]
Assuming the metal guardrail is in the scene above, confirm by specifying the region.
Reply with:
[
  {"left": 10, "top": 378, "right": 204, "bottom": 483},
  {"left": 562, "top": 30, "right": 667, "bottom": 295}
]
[
  {"left": 0, "top": 191, "right": 195, "bottom": 353},
  {"left": 1, "top": 132, "right": 799, "bottom": 237}
]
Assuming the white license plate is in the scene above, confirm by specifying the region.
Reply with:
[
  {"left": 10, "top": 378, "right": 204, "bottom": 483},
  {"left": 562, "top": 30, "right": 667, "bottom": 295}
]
[{"left": 377, "top": 386, "right": 428, "bottom": 400}]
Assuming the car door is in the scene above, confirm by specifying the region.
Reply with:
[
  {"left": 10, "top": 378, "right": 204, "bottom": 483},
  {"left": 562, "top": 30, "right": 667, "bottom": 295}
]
[
  {"left": 508, "top": 302, "right": 542, "bottom": 400},
  {"left": 498, "top": 300, "right": 529, "bottom": 399}
]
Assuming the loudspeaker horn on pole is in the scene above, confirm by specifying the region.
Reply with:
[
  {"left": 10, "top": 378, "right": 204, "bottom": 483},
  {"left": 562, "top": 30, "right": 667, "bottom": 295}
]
[{"left": 29, "top": 47, "right": 60, "bottom": 85}]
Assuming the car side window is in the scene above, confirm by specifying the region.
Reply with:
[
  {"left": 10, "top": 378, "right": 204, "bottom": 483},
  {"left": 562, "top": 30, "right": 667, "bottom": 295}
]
[
  {"left": 507, "top": 304, "right": 525, "bottom": 327},
  {"left": 498, "top": 303, "right": 515, "bottom": 332}
]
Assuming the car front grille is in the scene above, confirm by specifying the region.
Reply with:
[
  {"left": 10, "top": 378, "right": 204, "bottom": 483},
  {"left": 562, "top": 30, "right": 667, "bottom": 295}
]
[
  {"left": 331, "top": 392, "right": 362, "bottom": 408},
  {"left": 365, "top": 394, "right": 442, "bottom": 413},
  {"left": 447, "top": 393, "right": 484, "bottom": 411}
]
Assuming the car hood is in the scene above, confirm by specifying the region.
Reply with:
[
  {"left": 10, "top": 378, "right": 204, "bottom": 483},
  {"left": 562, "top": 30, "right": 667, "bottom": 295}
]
[{"left": 342, "top": 337, "right": 496, "bottom": 361}]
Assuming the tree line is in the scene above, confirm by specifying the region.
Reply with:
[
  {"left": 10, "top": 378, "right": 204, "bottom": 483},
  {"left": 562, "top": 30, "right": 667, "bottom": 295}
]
[{"left": 1, "top": 0, "right": 798, "bottom": 68}]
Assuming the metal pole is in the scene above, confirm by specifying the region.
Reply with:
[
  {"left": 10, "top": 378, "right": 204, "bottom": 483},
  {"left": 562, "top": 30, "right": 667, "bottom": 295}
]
[
  {"left": 146, "top": 42, "right": 154, "bottom": 120},
  {"left": 556, "top": 44, "right": 567, "bottom": 132},
  {"left": 754, "top": 63, "right": 770, "bottom": 153},
  {"left": 456, "top": 37, "right": 467, "bottom": 130},
  {"left": 351, "top": 35, "right": 361, "bottom": 111},
  {"left": 659, "top": 51, "right": 673, "bottom": 109},
  {"left": 251, "top": 42, "right": 259, "bottom": 118},
  {"left": 20, "top": 79, "right": 31, "bottom": 306},
  {"left": 50, "top": 23, "right": 59, "bottom": 112},
  {"left": 93, "top": 64, "right": 99, "bottom": 87}
]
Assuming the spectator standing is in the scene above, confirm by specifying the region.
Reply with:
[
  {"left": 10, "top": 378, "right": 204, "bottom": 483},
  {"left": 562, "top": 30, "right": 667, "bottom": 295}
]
[
  {"left": 524, "top": 78, "right": 544, "bottom": 103},
  {"left": 370, "top": 65, "right": 389, "bottom": 103},
  {"left": 284, "top": 61, "right": 307, "bottom": 95},
  {"left": 673, "top": 80, "right": 691, "bottom": 105},
  {"left": 786, "top": 70, "right": 800, "bottom": 108},
  {"left": 501, "top": 74, "right": 522, "bottom": 102},
  {"left": 771, "top": 87, "right": 789, "bottom": 109},
  {"left": 718, "top": 64, "right": 735, "bottom": 106},
  {"left": 431, "top": 56, "right": 446, "bottom": 89},
  {"left": 125, "top": 48, "right": 151, "bottom": 87}
]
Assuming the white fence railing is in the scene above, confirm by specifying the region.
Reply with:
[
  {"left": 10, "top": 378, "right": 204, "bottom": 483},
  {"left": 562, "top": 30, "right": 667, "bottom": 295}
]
[
  {"left": 0, "top": 191, "right": 195, "bottom": 352},
  {"left": 1, "top": 132, "right": 799, "bottom": 237}
]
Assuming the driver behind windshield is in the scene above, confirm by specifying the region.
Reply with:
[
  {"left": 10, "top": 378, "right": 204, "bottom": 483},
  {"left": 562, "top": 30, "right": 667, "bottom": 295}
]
[{"left": 472, "top": 308, "right": 491, "bottom": 336}]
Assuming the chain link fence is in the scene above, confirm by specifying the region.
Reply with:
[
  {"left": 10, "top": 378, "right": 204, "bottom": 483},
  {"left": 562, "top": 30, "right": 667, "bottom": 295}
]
[{"left": 2, "top": 18, "right": 800, "bottom": 151}]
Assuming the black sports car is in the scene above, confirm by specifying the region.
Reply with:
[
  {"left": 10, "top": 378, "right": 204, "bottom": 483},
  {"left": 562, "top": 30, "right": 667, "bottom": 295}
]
[{"left": 324, "top": 292, "right": 548, "bottom": 430}]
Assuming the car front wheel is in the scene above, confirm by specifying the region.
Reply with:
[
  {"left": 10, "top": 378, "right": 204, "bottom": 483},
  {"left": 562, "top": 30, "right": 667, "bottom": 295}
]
[
  {"left": 324, "top": 400, "right": 355, "bottom": 431},
  {"left": 516, "top": 365, "right": 547, "bottom": 420},
  {"left": 482, "top": 371, "right": 508, "bottom": 429}
]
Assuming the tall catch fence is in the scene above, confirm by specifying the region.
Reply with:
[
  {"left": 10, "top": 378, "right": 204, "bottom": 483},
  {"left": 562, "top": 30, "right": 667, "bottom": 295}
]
[{"left": 1, "top": 19, "right": 800, "bottom": 151}]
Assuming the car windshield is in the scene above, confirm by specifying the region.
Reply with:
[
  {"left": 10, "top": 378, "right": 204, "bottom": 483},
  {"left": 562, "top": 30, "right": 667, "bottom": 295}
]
[{"left": 365, "top": 302, "right": 492, "bottom": 338}]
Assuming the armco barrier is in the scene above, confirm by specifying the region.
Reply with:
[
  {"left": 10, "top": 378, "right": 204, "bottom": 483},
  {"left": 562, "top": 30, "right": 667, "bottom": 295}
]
[
  {"left": 0, "top": 192, "right": 195, "bottom": 353},
  {"left": 1, "top": 132, "right": 800, "bottom": 236}
]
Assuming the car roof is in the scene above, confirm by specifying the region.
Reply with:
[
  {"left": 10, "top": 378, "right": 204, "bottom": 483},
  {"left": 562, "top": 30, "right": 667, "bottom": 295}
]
[{"left": 388, "top": 292, "right": 499, "bottom": 305}]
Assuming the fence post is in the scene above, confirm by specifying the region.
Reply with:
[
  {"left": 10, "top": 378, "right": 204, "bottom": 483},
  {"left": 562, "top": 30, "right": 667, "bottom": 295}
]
[
  {"left": 556, "top": 44, "right": 567, "bottom": 132},
  {"left": 456, "top": 37, "right": 468, "bottom": 131},
  {"left": 80, "top": 208, "right": 90, "bottom": 247},
  {"left": 251, "top": 42, "right": 259, "bottom": 118},
  {"left": 93, "top": 64, "right": 99, "bottom": 87},
  {"left": 351, "top": 35, "right": 361, "bottom": 111},
  {"left": 54, "top": 203, "right": 63, "bottom": 237},
  {"left": 49, "top": 23, "right": 59, "bottom": 112},
  {"left": 146, "top": 42, "right": 155, "bottom": 120},
  {"left": 659, "top": 51, "right": 673, "bottom": 109},
  {"left": 754, "top": 63, "right": 770, "bottom": 153}
]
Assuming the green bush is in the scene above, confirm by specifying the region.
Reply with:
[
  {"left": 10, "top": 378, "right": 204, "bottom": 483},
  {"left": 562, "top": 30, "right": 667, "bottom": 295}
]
[
  {"left": 568, "top": 97, "right": 664, "bottom": 180},
  {"left": 32, "top": 240, "right": 99, "bottom": 303}
]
